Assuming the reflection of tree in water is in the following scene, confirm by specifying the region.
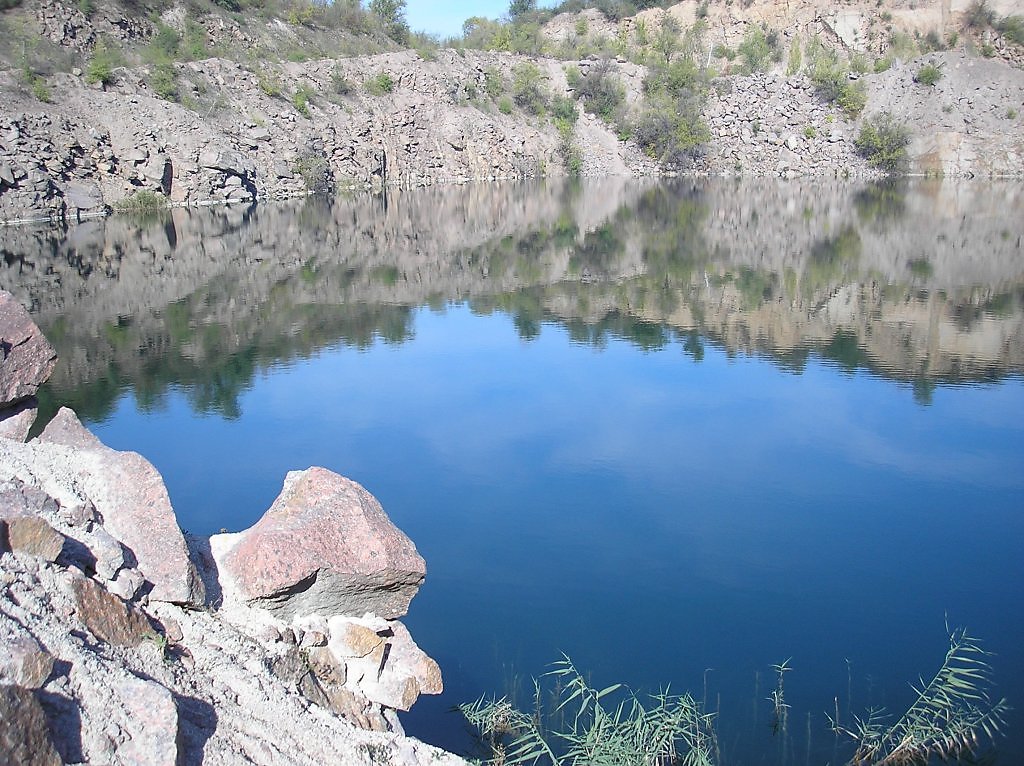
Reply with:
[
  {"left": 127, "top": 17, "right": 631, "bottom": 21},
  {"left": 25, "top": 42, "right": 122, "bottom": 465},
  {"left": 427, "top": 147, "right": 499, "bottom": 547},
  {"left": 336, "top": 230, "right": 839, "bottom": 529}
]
[
  {"left": 12, "top": 177, "right": 1024, "bottom": 421},
  {"left": 853, "top": 179, "right": 909, "bottom": 230}
]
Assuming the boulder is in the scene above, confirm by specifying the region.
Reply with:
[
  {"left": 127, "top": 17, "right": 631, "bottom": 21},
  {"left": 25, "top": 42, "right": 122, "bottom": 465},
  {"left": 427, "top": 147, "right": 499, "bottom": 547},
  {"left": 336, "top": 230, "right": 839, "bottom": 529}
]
[
  {"left": 0, "top": 291, "right": 58, "bottom": 409},
  {"left": 71, "top": 574, "right": 153, "bottom": 647},
  {"left": 0, "top": 398, "right": 37, "bottom": 441},
  {"left": 216, "top": 468, "right": 425, "bottom": 619},
  {"left": 37, "top": 408, "right": 205, "bottom": 606},
  {"left": 4, "top": 516, "right": 65, "bottom": 562},
  {"left": 0, "top": 685, "right": 61, "bottom": 766},
  {"left": 114, "top": 676, "right": 180, "bottom": 766},
  {"left": 0, "top": 632, "right": 55, "bottom": 689}
]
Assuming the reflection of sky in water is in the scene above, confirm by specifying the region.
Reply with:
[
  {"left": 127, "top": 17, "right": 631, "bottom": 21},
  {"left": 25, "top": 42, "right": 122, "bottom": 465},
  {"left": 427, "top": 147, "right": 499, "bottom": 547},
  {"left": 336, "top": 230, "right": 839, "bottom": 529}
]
[{"left": 90, "top": 304, "right": 1024, "bottom": 763}]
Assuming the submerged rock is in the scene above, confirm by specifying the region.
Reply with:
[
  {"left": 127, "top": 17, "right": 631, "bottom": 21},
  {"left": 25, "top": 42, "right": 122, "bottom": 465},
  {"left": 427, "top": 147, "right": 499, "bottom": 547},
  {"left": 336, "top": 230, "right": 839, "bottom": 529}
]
[{"left": 215, "top": 468, "right": 426, "bottom": 619}]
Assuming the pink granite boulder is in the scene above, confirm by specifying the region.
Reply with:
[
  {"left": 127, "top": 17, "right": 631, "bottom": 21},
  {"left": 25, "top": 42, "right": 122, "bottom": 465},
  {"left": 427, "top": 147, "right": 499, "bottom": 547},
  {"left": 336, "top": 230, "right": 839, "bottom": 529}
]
[
  {"left": 0, "top": 291, "right": 58, "bottom": 409},
  {"left": 217, "top": 468, "right": 426, "bottom": 619}
]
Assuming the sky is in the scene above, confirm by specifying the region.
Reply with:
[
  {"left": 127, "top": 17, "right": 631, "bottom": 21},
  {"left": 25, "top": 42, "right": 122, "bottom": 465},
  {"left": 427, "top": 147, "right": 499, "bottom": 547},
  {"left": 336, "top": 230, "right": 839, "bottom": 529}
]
[{"left": 404, "top": 0, "right": 557, "bottom": 39}]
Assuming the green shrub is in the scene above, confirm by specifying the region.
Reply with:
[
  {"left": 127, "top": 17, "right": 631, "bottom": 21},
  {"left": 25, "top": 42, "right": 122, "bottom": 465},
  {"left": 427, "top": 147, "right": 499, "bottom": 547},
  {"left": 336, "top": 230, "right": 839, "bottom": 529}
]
[
  {"left": 484, "top": 67, "right": 505, "bottom": 100},
  {"left": 803, "top": 125, "right": 817, "bottom": 139},
  {"left": 785, "top": 38, "right": 802, "bottom": 74},
  {"left": 150, "top": 61, "right": 179, "bottom": 101},
  {"left": 914, "top": 63, "right": 943, "bottom": 85},
  {"left": 293, "top": 83, "right": 315, "bottom": 116},
  {"left": 574, "top": 59, "right": 624, "bottom": 121},
  {"left": 498, "top": 95, "right": 513, "bottom": 114},
  {"left": 997, "top": 14, "right": 1024, "bottom": 45},
  {"left": 85, "top": 41, "right": 119, "bottom": 87},
  {"left": 364, "top": 72, "right": 394, "bottom": 96},
  {"left": 981, "top": 42, "right": 997, "bottom": 56},
  {"left": 837, "top": 80, "right": 866, "bottom": 117},
  {"left": 874, "top": 56, "right": 893, "bottom": 73},
  {"left": 113, "top": 190, "right": 169, "bottom": 212},
  {"left": 257, "top": 69, "right": 283, "bottom": 97},
  {"left": 712, "top": 43, "right": 736, "bottom": 61},
  {"left": 965, "top": 0, "right": 995, "bottom": 28},
  {"left": 737, "top": 25, "right": 780, "bottom": 73},
  {"left": 512, "top": 61, "right": 547, "bottom": 115},
  {"left": 30, "top": 75, "right": 52, "bottom": 103},
  {"left": 855, "top": 112, "right": 911, "bottom": 174},
  {"left": 331, "top": 67, "right": 352, "bottom": 96},
  {"left": 294, "top": 149, "right": 331, "bottom": 193},
  {"left": 77, "top": 0, "right": 95, "bottom": 16}
]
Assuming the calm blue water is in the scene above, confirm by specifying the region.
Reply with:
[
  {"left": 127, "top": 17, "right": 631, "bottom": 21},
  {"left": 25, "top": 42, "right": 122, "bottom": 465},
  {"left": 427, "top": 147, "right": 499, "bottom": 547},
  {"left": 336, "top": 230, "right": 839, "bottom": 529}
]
[{"left": 7, "top": 178, "right": 1023, "bottom": 764}]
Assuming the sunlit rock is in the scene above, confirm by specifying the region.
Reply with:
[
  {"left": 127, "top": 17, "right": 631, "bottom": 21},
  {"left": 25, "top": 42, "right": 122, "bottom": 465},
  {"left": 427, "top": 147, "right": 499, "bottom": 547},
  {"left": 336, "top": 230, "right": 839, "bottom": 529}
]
[{"left": 214, "top": 467, "right": 426, "bottom": 620}]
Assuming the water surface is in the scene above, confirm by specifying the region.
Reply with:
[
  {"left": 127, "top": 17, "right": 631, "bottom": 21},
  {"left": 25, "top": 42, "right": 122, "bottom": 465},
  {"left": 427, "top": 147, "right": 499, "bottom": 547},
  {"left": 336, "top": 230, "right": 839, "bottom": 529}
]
[{"left": 3, "top": 177, "right": 1022, "bottom": 764}]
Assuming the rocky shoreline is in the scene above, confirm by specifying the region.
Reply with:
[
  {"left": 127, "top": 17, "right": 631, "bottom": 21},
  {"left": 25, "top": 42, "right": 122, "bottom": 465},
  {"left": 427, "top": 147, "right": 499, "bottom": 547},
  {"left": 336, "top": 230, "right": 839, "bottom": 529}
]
[
  {"left": 2, "top": 0, "right": 1023, "bottom": 225},
  {"left": 0, "top": 290, "right": 468, "bottom": 765}
]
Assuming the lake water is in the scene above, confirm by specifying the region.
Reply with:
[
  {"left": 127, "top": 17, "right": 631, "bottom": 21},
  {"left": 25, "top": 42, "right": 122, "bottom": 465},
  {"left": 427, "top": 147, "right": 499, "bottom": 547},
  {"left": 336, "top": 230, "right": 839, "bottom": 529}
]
[{"left": 3, "top": 177, "right": 1022, "bottom": 764}]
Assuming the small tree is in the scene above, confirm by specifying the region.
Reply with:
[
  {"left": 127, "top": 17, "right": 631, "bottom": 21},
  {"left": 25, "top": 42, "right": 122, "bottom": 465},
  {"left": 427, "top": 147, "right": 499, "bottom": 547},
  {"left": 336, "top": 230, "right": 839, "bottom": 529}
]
[
  {"left": 855, "top": 112, "right": 911, "bottom": 174},
  {"left": 369, "top": 0, "right": 408, "bottom": 44}
]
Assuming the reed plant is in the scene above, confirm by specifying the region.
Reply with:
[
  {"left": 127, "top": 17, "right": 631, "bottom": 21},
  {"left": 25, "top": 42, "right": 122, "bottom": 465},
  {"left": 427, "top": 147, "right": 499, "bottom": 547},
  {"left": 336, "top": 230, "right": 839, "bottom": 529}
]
[
  {"left": 831, "top": 627, "right": 1008, "bottom": 765},
  {"left": 460, "top": 655, "right": 718, "bottom": 766}
]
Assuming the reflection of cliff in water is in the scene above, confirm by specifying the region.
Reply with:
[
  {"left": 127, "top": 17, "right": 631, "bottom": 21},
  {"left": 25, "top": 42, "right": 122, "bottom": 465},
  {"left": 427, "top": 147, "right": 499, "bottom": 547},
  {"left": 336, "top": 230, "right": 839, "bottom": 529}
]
[{"left": 1, "top": 177, "right": 1021, "bottom": 421}]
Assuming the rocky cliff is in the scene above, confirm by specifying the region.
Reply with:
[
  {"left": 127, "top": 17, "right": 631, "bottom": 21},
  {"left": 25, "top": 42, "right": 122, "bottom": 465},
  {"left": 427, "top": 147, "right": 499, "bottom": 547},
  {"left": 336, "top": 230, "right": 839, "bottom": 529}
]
[
  {"left": 1, "top": 0, "right": 1022, "bottom": 223},
  {"left": 0, "top": 292, "right": 469, "bottom": 766}
]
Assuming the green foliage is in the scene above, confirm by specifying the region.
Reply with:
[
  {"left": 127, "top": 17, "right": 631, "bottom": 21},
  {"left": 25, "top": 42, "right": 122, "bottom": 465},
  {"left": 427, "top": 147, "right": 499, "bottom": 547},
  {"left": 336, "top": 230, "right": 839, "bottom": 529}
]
[
  {"left": 292, "top": 83, "right": 315, "bottom": 116},
  {"left": 498, "top": 95, "right": 513, "bottom": 114},
  {"left": 652, "top": 11, "right": 682, "bottom": 64},
  {"left": 460, "top": 656, "right": 717, "bottom": 766},
  {"left": 833, "top": 629, "right": 1008, "bottom": 766},
  {"left": 150, "top": 61, "right": 179, "bottom": 101},
  {"left": 712, "top": 44, "right": 736, "bottom": 61},
  {"left": 484, "top": 67, "right": 505, "bottom": 100},
  {"left": 914, "top": 63, "right": 944, "bottom": 86},
  {"left": 364, "top": 71, "right": 394, "bottom": 96},
  {"left": 369, "top": 0, "right": 409, "bottom": 44},
  {"left": 574, "top": 59, "right": 624, "bottom": 122},
  {"left": 0, "top": 0, "right": 23, "bottom": 8},
  {"left": 293, "top": 148, "right": 331, "bottom": 193},
  {"left": 737, "top": 25, "right": 781, "bottom": 74},
  {"left": 854, "top": 112, "right": 910, "bottom": 174},
  {"left": 785, "top": 37, "right": 802, "bottom": 75},
  {"left": 965, "top": 0, "right": 995, "bottom": 29},
  {"left": 85, "top": 40, "right": 120, "bottom": 87},
  {"left": 873, "top": 56, "right": 893, "bottom": 73},
  {"left": 836, "top": 80, "right": 866, "bottom": 117},
  {"left": 113, "top": 190, "right": 169, "bottom": 212},
  {"left": 981, "top": 42, "right": 996, "bottom": 57},
  {"left": 512, "top": 61, "right": 547, "bottom": 115},
  {"left": 331, "top": 67, "right": 352, "bottom": 96},
  {"left": 78, "top": 0, "right": 95, "bottom": 16},
  {"left": 997, "top": 14, "right": 1024, "bottom": 45},
  {"left": 803, "top": 125, "right": 817, "bottom": 139},
  {"left": 29, "top": 74, "right": 52, "bottom": 103},
  {"left": 257, "top": 68, "right": 283, "bottom": 97}
]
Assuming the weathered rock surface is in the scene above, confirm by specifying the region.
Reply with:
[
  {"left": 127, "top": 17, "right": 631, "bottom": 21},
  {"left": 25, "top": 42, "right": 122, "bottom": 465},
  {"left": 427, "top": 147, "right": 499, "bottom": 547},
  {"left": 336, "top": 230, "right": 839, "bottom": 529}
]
[
  {"left": 0, "top": 290, "right": 58, "bottom": 408},
  {"left": 0, "top": 398, "right": 37, "bottom": 441},
  {"left": 0, "top": 631, "right": 55, "bottom": 689},
  {"left": 0, "top": 684, "right": 62, "bottom": 766},
  {"left": 215, "top": 467, "right": 426, "bottom": 619},
  {"left": 70, "top": 574, "right": 154, "bottom": 647},
  {"left": 3, "top": 515, "right": 65, "bottom": 562},
  {"left": 30, "top": 406, "right": 206, "bottom": 606}
]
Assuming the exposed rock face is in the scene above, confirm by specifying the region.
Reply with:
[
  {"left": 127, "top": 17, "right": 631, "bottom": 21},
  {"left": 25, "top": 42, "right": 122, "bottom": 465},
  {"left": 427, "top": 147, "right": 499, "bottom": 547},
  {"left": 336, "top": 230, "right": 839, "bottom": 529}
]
[
  {"left": 70, "top": 574, "right": 154, "bottom": 647},
  {"left": 1, "top": 407, "right": 205, "bottom": 607},
  {"left": 0, "top": 631, "right": 55, "bottom": 689},
  {"left": 216, "top": 467, "right": 426, "bottom": 619},
  {"left": 0, "top": 290, "right": 58, "bottom": 409}
]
